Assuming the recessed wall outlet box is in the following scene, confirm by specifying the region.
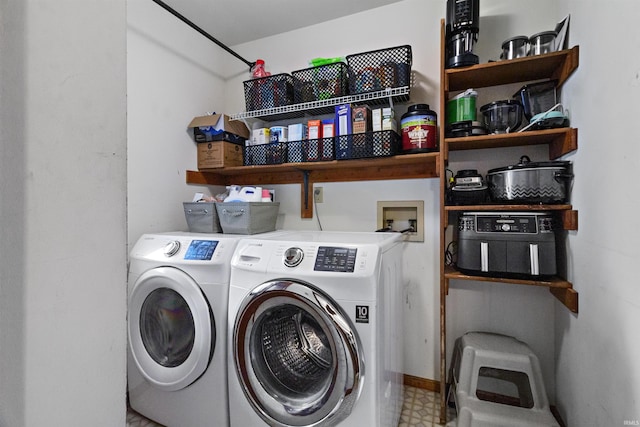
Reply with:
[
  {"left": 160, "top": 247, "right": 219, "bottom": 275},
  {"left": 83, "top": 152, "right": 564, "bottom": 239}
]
[{"left": 377, "top": 200, "right": 425, "bottom": 242}]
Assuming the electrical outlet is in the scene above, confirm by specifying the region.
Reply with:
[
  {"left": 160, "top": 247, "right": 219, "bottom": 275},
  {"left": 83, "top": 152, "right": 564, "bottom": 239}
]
[{"left": 314, "top": 187, "right": 323, "bottom": 203}]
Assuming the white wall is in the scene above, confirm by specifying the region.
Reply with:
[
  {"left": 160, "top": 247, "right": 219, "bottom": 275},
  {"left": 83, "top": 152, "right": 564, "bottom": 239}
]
[
  {"left": 225, "top": 0, "right": 444, "bottom": 381},
  {"left": 223, "top": 0, "right": 560, "bottom": 387},
  {"left": 125, "top": 0, "right": 640, "bottom": 425},
  {"left": 0, "top": 0, "right": 127, "bottom": 426},
  {"left": 555, "top": 1, "right": 640, "bottom": 425},
  {"left": 127, "top": 0, "right": 228, "bottom": 244}
]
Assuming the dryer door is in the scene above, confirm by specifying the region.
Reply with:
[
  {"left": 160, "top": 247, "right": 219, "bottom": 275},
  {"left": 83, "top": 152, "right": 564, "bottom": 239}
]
[
  {"left": 128, "top": 266, "right": 214, "bottom": 391},
  {"left": 233, "top": 279, "right": 364, "bottom": 427}
]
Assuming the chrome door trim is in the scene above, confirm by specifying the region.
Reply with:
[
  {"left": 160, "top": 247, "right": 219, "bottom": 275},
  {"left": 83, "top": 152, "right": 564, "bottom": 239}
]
[
  {"left": 233, "top": 279, "right": 364, "bottom": 427},
  {"left": 128, "top": 266, "right": 214, "bottom": 391}
]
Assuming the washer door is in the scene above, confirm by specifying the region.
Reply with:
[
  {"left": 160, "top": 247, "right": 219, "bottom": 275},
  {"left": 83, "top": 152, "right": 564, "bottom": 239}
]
[
  {"left": 128, "top": 267, "right": 214, "bottom": 391},
  {"left": 233, "top": 280, "right": 364, "bottom": 427}
]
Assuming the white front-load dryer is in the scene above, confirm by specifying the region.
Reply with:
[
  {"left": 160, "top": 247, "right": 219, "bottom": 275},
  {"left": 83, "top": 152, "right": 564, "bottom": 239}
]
[
  {"left": 227, "top": 231, "right": 404, "bottom": 427},
  {"left": 127, "top": 232, "right": 241, "bottom": 427}
]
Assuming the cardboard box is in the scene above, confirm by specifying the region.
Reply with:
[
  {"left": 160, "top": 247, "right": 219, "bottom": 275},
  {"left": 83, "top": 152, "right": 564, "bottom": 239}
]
[
  {"left": 308, "top": 120, "right": 322, "bottom": 139},
  {"left": 335, "top": 104, "right": 352, "bottom": 136},
  {"left": 322, "top": 119, "right": 335, "bottom": 138},
  {"left": 251, "top": 128, "right": 271, "bottom": 145},
  {"left": 372, "top": 108, "right": 383, "bottom": 132},
  {"left": 288, "top": 123, "right": 307, "bottom": 141},
  {"left": 188, "top": 114, "right": 250, "bottom": 143},
  {"left": 382, "top": 107, "right": 397, "bottom": 132},
  {"left": 197, "top": 141, "right": 244, "bottom": 170},
  {"left": 352, "top": 105, "right": 371, "bottom": 134}
]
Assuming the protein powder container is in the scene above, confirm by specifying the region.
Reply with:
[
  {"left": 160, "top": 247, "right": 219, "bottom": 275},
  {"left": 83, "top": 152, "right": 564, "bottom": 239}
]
[{"left": 401, "top": 104, "right": 438, "bottom": 153}]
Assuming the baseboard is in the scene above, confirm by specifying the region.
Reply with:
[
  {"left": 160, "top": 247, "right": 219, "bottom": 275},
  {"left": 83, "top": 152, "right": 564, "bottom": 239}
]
[{"left": 403, "top": 374, "right": 440, "bottom": 393}]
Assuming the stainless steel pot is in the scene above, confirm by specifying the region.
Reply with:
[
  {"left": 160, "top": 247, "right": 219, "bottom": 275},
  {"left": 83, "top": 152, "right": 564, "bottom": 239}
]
[
  {"left": 500, "top": 35, "right": 529, "bottom": 60},
  {"left": 486, "top": 155, "right": 573, "bottom": 203}
]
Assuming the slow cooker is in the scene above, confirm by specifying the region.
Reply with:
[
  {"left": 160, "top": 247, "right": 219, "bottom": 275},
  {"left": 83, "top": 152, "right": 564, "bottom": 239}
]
[{"left": 486, "top": 155, "right": 573, "bottom": 204}]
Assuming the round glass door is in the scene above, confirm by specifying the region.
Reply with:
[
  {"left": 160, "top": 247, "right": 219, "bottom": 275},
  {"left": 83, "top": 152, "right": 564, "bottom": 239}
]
[
  {"left": 233, "top": 280, "right": 364, "bottom": 426},
  {"left": 129, "top": 267, "right": 214, "bottom": 391}
]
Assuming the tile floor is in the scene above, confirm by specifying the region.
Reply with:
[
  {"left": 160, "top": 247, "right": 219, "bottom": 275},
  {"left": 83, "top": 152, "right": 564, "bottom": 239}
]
[{"left": 127, "top": 385, "right": 449, "bottom": 426}]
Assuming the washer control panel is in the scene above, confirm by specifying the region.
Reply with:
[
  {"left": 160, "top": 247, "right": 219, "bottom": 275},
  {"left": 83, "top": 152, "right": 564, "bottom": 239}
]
[{"left": 314, "top": 246, "right": 357, "bottom": 272}]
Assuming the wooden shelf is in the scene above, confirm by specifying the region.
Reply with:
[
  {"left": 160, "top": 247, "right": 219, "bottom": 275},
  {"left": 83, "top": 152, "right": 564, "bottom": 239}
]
[
  {"left": 438, "top": 17, "right": 580, "bottom": 425},
  {"left": 445, "top": 127, "right": 577, "bottom": 160},
  {"left": 445, "top": 46, "right": 579, "bottom": 92},
  {"left": 445, "top": 266, "right": 578, "bottom": 313},
  {"left": 445, "top": 204, "right": 572, "bottom": 211},
  {"left": 187, "top": 152, "right": 439, "bottom": 218}
]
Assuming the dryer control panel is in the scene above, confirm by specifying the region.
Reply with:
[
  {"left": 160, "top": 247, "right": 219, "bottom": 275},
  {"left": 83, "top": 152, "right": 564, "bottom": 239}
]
[
  {"left": 314, "top": 246, "right": 357, "bottom": 272},
  {"left": 184, "top": 240, "right": 218, "bottom": 260}
]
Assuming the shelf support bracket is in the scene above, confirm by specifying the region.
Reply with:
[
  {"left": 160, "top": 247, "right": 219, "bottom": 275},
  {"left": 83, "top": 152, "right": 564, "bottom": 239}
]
[
  {"left": 386, "top": 87, "right": 395, "bottom": 111},
  {"left": 549, "top": 287, "right": 579, "bottom": 313},
  {"left": 301, "top": 170, "right": 313, "bottom": 219}
]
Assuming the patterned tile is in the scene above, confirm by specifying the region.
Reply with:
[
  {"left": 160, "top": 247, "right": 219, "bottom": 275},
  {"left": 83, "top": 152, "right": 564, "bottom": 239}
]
[
  {"left": 399, "top": 386, "right": 443, "bottom": 427},
  {"left": 127, "top": 386, "right": 445, "bottom": 426}
]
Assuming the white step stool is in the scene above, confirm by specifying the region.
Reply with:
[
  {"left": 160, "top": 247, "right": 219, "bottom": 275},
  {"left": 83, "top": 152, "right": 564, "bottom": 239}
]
[{"left": 446, "top": 332, "right": 559, "bottom": 427}]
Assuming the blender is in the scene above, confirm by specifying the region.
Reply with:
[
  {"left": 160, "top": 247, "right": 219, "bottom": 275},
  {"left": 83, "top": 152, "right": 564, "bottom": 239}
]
[{"left": 446, "top": 0, "right": 480, "bottom": 68}]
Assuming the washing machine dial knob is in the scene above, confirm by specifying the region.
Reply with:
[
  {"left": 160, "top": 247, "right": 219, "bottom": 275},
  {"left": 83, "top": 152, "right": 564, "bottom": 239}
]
[
  {"left": 283, "top": 247, "right": 304, "bottom": 267},
  {"left": 164, "top": 240, "right": 181, "bottom": 257}
]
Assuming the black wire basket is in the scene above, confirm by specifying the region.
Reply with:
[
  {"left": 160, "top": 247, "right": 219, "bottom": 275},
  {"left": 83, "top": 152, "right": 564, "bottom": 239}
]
[
  {"left": 243, "top": 73, "right": 295, "bottom": 111},
  {"left": 244, "top": 142, "right": 287, "bottom": 166},
  {"left": 292, "top": 62, "right": 349, "bottom": 104},
  {"left": 346, "top": 45, "right": 412, "bottom": 95},
  {"left": 335, "top": 130, "right": 400, "bottom": 160},
  {"left": 286, "top": 138, "right": 335, "bottom": 163}
]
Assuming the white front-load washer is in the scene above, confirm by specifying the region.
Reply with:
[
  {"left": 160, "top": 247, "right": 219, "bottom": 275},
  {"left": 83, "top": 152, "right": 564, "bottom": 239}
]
[
  {"left": 227, "top": 231, "right": 404, "bottom": 427},
  {"left": 127, "top": 232, "right": 241, "bottom": 427}
]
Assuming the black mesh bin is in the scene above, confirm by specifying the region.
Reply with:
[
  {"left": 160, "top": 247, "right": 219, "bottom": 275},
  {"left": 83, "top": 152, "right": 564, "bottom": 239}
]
[
  {"left": 244, "top": 142, "right": 287, "bottom": 166},
  {"left": 292, "top": 62, "right": 349, "bottom": 104},
  {"left": 334, "top": 130, "right": 400, "bottom": 160},
  {"left": 346, "top": 45, "right": 412, "bottom": 95},
  {"left": 286, "top": 138, "right": 334, "bottom": 163},
  {"left": 243, "top": 73, "right": 295, "bottom": 111}
]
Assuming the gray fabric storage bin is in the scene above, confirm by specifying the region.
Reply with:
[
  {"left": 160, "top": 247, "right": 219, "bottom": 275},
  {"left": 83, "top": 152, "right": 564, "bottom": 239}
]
[
  {"left": 183, "top": 202, "right": 222, "bottom": 233},
  {"left": 215, "top": 202, "right": 279, "bottom": 234}
]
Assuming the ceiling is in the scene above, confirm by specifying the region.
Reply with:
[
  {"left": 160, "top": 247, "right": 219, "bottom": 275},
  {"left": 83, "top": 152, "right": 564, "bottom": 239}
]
[{"left": 158, "top": 0, "right": 405, "bottom": 47}]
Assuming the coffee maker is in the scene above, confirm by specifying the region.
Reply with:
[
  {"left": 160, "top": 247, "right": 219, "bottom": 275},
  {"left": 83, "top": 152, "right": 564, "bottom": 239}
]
[{"left": 446, "top": 0, "right": 480, "bottom": 68}]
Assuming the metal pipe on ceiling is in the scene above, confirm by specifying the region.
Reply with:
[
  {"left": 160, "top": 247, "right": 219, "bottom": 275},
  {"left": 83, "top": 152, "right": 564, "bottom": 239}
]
[{"left": 151, "top": 0, "right": 255, "bottom": 70}]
